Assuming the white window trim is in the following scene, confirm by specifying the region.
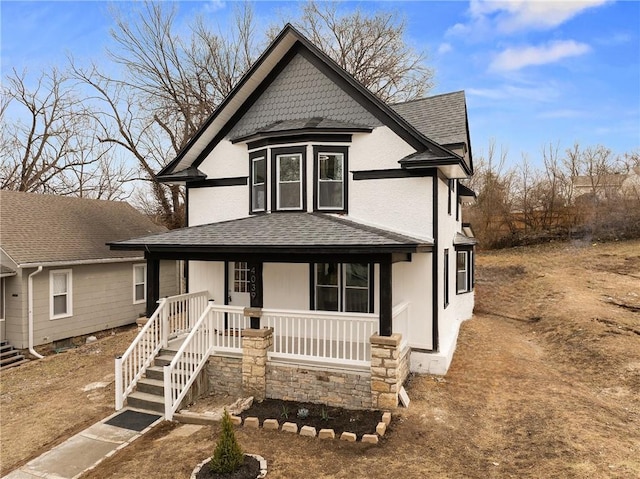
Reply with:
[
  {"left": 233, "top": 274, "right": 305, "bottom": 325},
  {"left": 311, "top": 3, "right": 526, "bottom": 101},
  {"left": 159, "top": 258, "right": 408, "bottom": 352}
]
[
  {"left": 133, "top": 264, "right": 146, "bottom": 304},
  {"left": 50, "top": 269, "right": 73, "bottom": 320},
  {"left": 251, "top": 156, "right": 266, "bottom": 213},
  {"left": 0, "top": 278, "right": 5, "bottom": 322},
  {"left": 317, "top": 151, "right": 344, "bottom": 210},
  {"left": 276, "top": 153, "right": 303, "bottom": 210}
]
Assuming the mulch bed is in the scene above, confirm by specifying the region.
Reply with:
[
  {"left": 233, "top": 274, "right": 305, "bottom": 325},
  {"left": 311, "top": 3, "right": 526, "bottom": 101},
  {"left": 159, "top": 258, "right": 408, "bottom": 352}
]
[
  {"left": 195, "top": 456, "right": 260, "bottom": 479},
  {"left": 239, "top": 398, "right": 383, "bottom": 438}
]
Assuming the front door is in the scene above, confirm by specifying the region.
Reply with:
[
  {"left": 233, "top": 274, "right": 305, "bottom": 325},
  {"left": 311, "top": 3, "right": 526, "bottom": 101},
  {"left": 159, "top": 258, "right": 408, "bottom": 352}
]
[{"left": 228, "top": 261, "right": 251, "bottom": 307}]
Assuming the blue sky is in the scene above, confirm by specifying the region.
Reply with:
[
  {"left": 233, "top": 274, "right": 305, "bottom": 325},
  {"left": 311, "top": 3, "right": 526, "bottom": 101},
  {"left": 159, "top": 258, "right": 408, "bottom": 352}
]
[{"left": 2, "top": 0, "right": 639, "bottom": 168}]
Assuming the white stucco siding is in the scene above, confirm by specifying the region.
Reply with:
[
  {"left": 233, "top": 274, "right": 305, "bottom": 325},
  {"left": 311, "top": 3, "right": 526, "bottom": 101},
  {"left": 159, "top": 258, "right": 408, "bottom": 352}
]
[
  {"left": 349, "top": 177, "right": 433, "bottom": 240},
  {"left": 392, "top": 254, "right": 432, "bottom": 349},
  {"left": 189, "top": 261, "right": 225, "bottom": 303},
  {"left": 198, "top": 140, "right": 247, "bottom": 179},
  {"left": 350, "top": 126, "right": 416, "bottom": 171},
  {"left": 189, "top": 186, "right": 248, "bottom": 226},
  {"left": 263, "top": 263, "right": 309, "bottom": 310}
]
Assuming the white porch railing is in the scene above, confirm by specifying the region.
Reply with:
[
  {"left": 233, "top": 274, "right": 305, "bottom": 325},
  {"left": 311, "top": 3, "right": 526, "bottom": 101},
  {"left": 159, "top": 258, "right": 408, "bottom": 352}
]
[
  {"left": 163, "top": 303, "right": 250, "bottom": 420},
  {"left": 115, "top": 291, "right": 209, "bottom": 411},
  {"left": 262, "top": 308, "right": 378, "bottom": 367},
  {"left": 392, "top": 301, "right": 410, "bottom": 351}
]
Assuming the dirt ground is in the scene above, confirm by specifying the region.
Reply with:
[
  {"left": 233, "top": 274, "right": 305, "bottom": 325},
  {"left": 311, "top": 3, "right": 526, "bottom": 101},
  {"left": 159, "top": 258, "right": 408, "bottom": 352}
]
[{"left": 2, "top": 239, "right": 639, "bottom": 478}]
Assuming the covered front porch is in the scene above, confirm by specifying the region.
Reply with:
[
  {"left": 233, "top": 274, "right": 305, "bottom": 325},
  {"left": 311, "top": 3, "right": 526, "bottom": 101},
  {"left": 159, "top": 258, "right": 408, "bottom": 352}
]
[{"left": 110, "top": 213, "right": 431, "bottom": 418}]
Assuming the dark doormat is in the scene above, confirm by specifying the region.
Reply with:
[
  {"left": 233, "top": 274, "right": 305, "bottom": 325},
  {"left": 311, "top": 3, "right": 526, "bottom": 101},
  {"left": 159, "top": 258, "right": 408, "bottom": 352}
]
[{"left": 105, "top": 410, "right": 162, "bottom": 432}]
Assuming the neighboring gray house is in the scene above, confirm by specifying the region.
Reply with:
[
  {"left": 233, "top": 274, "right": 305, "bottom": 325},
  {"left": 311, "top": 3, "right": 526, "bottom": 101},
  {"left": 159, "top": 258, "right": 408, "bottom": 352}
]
[{"left": 0, "top": 190, "right": 178, "bottom": 353}]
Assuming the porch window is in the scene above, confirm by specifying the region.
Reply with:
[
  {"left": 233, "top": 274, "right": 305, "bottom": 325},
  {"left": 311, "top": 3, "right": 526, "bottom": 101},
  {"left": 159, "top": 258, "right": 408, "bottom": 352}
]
[
  {"left": 133, "top": 264, "right": 146, "bottom": 304},
  {"left": 50, "top": 269, "right": 72, "bottom": 319},
  {"left": 314, "top": 146, "right": 347, "bottom": 211},
  {"left": 276, "top": 153, "right": 303, "bottom": 210},
  {"left": 251, "top": 154, "right": 266, "bottom": 213},
  {"left": 314, "top": 263, "right": 371, "bottom": 313},
  {"left": 456, "top": 250, "right": 473, "bottom": 293}
]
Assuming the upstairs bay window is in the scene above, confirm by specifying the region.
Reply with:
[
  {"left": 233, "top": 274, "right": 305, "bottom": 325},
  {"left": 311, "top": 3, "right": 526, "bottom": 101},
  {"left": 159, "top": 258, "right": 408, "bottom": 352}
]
[
  {"left": 272, "top": 147, "right": 306, "bottom": 211},
  {"left": 250, "top": 150, "right": 266, "bottom": 213},
  {"left": 314, "top": 146, "right": 348, "bottom": 211}
]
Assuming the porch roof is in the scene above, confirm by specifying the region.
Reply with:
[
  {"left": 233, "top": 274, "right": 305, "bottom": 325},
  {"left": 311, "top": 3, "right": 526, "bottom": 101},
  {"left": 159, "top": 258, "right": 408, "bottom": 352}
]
[{"left": 109, "top": 212, "right": 433, "bottom": 256}]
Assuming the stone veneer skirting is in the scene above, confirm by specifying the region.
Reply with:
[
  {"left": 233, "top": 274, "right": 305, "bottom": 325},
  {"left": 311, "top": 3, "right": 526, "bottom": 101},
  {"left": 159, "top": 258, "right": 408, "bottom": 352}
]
[
  {"left": 266, "top": 362, "right": 372, "bottom": 410},
  {"left": 203, "top": 329, "right": 410, "bottom": 410}
]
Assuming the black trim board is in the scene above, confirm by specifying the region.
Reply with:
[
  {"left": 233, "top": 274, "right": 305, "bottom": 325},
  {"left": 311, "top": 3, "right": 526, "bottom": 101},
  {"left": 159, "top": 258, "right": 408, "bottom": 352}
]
[
  {"left": 431, "top": 171, "right": 439, "bottom": 352},
  {"left": 247, "top": 134, "right": 352, "bottom": 151},
  {"left": 188, "top": 177, "right": 248, "bottom": 189},
  {"left": 352, "top": 168, "right": 437, "bottom": 180},
  {"left": 235, "top": 130, "right": 363, "bottom": 145}
]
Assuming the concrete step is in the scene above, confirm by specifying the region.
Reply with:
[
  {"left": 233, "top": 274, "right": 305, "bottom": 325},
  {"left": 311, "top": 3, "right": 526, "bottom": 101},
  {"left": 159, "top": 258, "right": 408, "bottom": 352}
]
[
  {"left": 0, "top": 353, "right": 25, "bottom": 367},
  {"left": 145, "top": 366, "right": 164, "bottom": 381},
  {"left": 127, "top": 391, "right": 165, "bottom": 413},
  {"left": 0, "top": 349, "right": 20, "bottom": 359},
  {"left": 154, "top": 354, "right": 176, "bottom": 367},
  {"left": 136, "top": 377, "right": 164, "bottom": 396},
  {"left": 0, "top": 343, "right": 12, "bottom": 353},
  {"left": 0, "top": 358, "right": 30, "bottom": 370}
]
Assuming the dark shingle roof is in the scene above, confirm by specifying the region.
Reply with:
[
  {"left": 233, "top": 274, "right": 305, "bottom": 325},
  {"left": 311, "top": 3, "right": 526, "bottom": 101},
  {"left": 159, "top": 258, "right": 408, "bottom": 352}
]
[
  {"left": 0, "top": 190, "right": 168, "bottom": 265},
  {"left": 110, "top": 213, "right": 432, "bottom": 254},
  {"left": 391, "top": 91, "right": 468, "bottom": 146},
  {"left": 231, "top": 117, "right": 373, "bottom": 143}
]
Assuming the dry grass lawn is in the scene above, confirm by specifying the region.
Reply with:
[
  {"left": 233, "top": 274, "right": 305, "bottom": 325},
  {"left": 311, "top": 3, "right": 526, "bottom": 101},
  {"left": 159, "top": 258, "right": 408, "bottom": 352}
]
[{"left": 1, "top": 239, "right": 639, "bottom": 478}]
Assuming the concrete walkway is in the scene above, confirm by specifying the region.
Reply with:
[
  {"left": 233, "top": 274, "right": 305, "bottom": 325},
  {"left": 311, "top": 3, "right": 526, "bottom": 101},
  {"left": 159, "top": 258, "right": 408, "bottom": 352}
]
[{"left": 2, "top": 409, "right": 163, "bottom": 479}]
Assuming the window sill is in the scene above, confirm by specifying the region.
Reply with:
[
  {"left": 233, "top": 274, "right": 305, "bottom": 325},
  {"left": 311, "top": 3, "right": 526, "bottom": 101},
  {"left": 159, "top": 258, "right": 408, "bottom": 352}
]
[
  {"left": 133, "top": 299, "right": 146, "bottom": 305},
  {"left": 50, "top": 313, "right": 72, "bottom": 320}
]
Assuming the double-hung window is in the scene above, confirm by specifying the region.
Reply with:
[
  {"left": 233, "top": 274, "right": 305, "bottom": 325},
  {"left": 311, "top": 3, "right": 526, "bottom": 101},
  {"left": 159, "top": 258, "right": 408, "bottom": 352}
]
[
  {"left": 50, "top": 269, "right": 72, "bottom": 319},
  {"left": 250, "top": 150, "right": 266, "bottom": 213},
  {"left": 272, "top": 147, "right": 305, "bottom": 211},
  {"left": 314, "top": 146, "right": 347, "bottom": 212},
  {"left": 314, "top": 263, "right": 371, "bottom": 313},
  {"left": 133, "top": 264, "right": 146, "bottom": 304},
  {"left": 456, "top": 250, "right": 473, "bottom": 293}
]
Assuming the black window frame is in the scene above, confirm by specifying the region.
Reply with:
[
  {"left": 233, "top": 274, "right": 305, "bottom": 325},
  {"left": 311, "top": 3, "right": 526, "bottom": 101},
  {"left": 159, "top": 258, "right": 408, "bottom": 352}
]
[
  {"left": 313, "top": 145, "right": 349, "bottom": 213},
  {"left": 271, "top": 146, "right": 307, "bottom": 212},
  {"left": 455, "top": 247, "right": 474, "bottom": 294},
  {"left": 444, "top": 249, "right": 450, "bottom": 308},
  {"left": 249, "top": 149, "right": 267, "bottom": 214},
  {"left": 309, "top": 262, "right": 374, "bottom": 313}
]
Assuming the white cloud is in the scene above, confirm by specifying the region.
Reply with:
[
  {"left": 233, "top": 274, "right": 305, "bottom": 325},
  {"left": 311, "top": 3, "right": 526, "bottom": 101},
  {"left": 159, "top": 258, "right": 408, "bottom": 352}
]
[
  {"left": 437, "top": 43, "right": 453, "bottom": 54},
  {"left": 468, "top": 82, "right": 561, "bottom": 103},
  {"left": 204, "top": 0, "right": 226, "bottom": 13},
  {"left": 537, "top": 109, "right": 587, "bottom": 119},
  {"left": 448, "top": 0, "right": 611, "bottom": 36},
  {"left": 490, "top": 40, "right": 591, "bottom": 71}
]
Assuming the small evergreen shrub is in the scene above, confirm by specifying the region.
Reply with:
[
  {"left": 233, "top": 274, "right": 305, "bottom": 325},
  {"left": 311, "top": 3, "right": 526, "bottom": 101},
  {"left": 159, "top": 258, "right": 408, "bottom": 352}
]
[{"left": 210, "top": 409, "right": 244, "bottom": 474}]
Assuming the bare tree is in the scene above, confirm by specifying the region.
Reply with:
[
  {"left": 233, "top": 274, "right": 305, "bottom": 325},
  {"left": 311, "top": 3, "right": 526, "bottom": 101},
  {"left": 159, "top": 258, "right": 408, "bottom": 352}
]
[
  {"left": 0, "top": 68, "right": 131, "bottom": 199},
  {"left": 273, "top": 1, "right": 434, "bottom": 103}
]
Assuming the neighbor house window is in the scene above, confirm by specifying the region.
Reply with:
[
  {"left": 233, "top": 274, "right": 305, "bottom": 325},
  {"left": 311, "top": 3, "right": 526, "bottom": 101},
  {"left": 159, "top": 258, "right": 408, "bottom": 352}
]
[
  {"left": 50, "top": 269, "right": 72, "bottom": 319},
  {"left": 314, "top": 146, "right": 348, "bottom": 211},
  {"left": 272, "top": 147, "right": 305, "bottom": 210},
  {"left": 250, "top": 150, "right": 266, "bottom": 213},
  {"left": 444, "top": 249, "right": 449, "bottom": 308},
  {"left": 456, "top": 250, "right": 474, "bottom": 294},
  {"left": 133, "top": 264, "right": 146, "bottom": 304},
  {"left": 313, "top": 263, "right": 371, "bottom": 313}
]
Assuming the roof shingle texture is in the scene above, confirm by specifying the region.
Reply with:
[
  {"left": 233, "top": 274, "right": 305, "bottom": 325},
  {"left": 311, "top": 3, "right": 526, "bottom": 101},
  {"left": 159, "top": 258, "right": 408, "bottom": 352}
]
[
  {"left": 113, "top": 213, "right": 430, "bottom": 250},
  {"left": 391, "top": 91, "right": 467, "bottom": 146},
  {"left": 227, "top": 53, "right": 382, "bottom": 139},
  {"left": 0, "top": 190, "right": 168, "bottom": 265}
]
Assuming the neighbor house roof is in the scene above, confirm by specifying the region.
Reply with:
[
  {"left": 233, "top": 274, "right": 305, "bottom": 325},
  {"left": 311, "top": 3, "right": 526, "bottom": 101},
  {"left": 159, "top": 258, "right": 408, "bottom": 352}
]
[
  {"left": 0, "top": 190, "right": 168, "bottom": 266},
  {"left": 110, "top": 212, "right": 433, "bottom": 255},
  {"left": 157, "top": 24, "right": 471, "bottom": 181}
]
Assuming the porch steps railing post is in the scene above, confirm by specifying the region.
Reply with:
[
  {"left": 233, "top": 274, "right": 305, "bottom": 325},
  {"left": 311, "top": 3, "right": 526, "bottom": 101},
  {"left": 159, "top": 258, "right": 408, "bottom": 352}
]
[{"left": 114, "top": 356, "right": 123, "bottom": 410}]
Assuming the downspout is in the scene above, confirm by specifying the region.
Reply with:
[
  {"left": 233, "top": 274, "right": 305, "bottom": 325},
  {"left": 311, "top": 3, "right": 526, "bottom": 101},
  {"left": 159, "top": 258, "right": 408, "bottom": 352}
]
[{"left": 28, "top": 266, "right": 44, "bottom": 359}]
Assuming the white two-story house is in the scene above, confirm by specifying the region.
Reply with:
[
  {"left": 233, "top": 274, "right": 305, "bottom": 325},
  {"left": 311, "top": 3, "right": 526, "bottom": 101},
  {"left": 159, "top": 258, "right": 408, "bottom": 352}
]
[{"left": 111, "top": 25, "right": 476, "bottom": 417}]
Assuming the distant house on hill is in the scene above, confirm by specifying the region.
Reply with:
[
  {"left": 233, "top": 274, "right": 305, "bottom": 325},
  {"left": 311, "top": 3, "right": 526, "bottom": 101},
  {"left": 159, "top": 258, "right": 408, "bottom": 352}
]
[
  {"left": 0, "top": 190, "right": 178, "bottom": 352},
  {"left": 572, "top": 168, "right": 640, "bottom": 201}
]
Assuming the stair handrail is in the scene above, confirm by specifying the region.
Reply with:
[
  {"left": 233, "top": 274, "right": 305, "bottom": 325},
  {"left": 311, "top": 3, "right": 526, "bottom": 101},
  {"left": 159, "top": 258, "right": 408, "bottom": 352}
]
[
  {"left": 163, "top": 300, "right": 216, "bottom": 420},
  {"left": 115, "top": 297, "right": 167, "bottom": 410},
  {"left": 115, "top": 290, "right": 210, "bottom": 411}
]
